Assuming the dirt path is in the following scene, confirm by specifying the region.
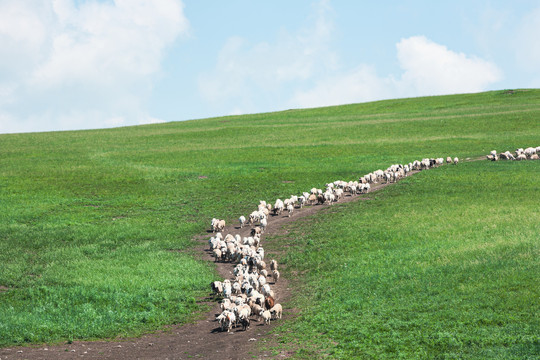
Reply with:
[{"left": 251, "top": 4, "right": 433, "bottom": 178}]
[{"left": 0, "top": 169, "right": 425, "bottom": 360}]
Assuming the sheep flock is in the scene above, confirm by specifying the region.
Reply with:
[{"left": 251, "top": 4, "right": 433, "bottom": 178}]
[
  {"left": 207, "top": 154, "right": 461, "bottom": 333},
  {"left": 486, "top": 146, "right": 540, "bottom": 161}
]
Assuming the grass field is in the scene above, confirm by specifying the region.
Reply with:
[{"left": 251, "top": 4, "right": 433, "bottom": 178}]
[
  {"left": 0, "top": 89, "right": 539, "bottom": 354},
  {"left": 267, "top": 160, "right": 539, "bottom": 359}
]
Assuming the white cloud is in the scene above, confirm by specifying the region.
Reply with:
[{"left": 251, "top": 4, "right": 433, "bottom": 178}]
[
  {"left": 198, "top": 0, "right": 337, "bottom": 113},
  {"left": 0, "top": 0, "right": 188, "bottom": 134},
  {"left": 291, "top": 65, "right": 392, "bottom": 108},
  {"left": 290, "top": 36, "right": 502, "bottom": 109},
  {"left": 395, "top": 36, "right": 502, "bottom": 96},
  {"left": 200, "top": 0, "right": 501, "bottom": 115}
]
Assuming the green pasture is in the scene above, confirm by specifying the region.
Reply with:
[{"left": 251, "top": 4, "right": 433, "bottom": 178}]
[
  {"left": 267, "top": 160, "right": 539, "bottom": 359},
  {"left": 0, "top": 89, "right": 539, "bottom": 352}
]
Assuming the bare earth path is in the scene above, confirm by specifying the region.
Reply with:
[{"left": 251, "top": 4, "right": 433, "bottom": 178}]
[{"left": 0, "top": 169, "right": 428, "bottom": 360}]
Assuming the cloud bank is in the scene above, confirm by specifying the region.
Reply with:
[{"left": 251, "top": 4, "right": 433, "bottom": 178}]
[
  {"left": 0, "top": 0, "right": 187, "bottom": 133},
  {"left": 200, "top": 2, "right": 502, "bottom": 113}
]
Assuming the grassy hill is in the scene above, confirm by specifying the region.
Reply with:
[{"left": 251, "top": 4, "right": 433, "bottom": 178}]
[{"left": 0, "top": 90, "right": 539, "bottom": 357}]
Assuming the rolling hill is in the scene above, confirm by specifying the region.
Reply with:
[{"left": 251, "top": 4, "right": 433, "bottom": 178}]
[{"left": 0, "top": 89, "right": 538, "bottom": 358}]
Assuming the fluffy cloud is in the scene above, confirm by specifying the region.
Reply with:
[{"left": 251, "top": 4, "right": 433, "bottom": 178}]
[
  {"left": 290, "top": 36, "right": 502, "bottom": 109},
  {"left": 199, "top": 1, "right": 501, "bottom": 115},
  {"left": 395, "top": 36, "right": 502, "bottom": 96},
  {"left": 291, "top": 65, "right": 392, "bottom": 109},
  {"left": 0, "top": 0, "right": 187, "bottom": 133}
]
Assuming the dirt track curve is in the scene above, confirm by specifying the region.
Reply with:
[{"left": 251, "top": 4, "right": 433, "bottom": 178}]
[{"left": 1, "top": 165, "right": 447, "bottom": 360}]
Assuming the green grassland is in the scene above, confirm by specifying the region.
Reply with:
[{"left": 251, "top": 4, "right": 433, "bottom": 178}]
[
  {"left": 0, "top": 90, "right": 539, "bottom": 356},
  {"left": 268, "top": 160, "right": 539, "bottom": 359}
]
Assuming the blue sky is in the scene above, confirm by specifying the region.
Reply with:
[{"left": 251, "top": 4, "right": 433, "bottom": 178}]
[{"left": 1, "top": 0, "right": 539, "bottom": 134}]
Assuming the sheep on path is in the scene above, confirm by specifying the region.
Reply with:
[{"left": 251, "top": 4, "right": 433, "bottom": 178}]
[
  {"left": 239, "top": 216, "right": 246, "bottom": 228},
  {"left": 269, "top": 303, "right": 283, "bottom": 319}
]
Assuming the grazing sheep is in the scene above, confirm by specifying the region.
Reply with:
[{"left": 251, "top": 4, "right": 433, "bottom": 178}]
[
  {"left": 269, "top": 303, "right": 283, "bottom": 319},
  {"left": 212, "top": 248, "right": 222, "bottom": 262},
  {"left": 260, "top": 217, "right": 267, "bottom": 232},
  {"left": 270, "top": 259, "right": 278, "bottom": 271},
  {"left": 251, "top": 305, "right": 264, "bottom": 321},
  {"left": 232, "top": 281, "right": 242, "bottom": 295},
  {"left": 453, "top": 157, "right": 459, "bottom": 165},
  {"left": 524, "top": 147, "right": 536, "bottom": 158},
  {"left": 239, "top": 215, "right": 246, "bottom": 228},
  {"left": 217, "top": 310, "right": 236, "bottom": 332},
  {"left": 272, "top": 269, "right": 280, "bottom": 283},
  {"left": 259, "top": 310, "right": 272, "bottom": 325},
  {"left": 251, "top": 227, "right": 262, "bottom": 237},
  {"left": 287, "top": 203, "right": 294, "bottom": 217},
  {"left": 239, "top": 313, "right": 250, "bottom": 331},
  {"left": 516, "top": 154, "right": 527, "bottom": 161},
  {"left": 324, "top": 191, "right": 336, "bottom": 204},
  {"left": 273, "top": 199, "right": 284, "bottom": 215},
  {"left": 265, "top": 295, "right": 275, "bottom": 310},
  {"left": 362, "top": 183, "right": 371, "bottom": 194},
  {"left": 220, "top": 298, "right": 233, "bottom": 311},
  {"left": 446, "top": 156, "right": 452, "bottom": 164},
  {"left": 217, "top": 220, "right": 226, "bottom": 232},
  {"left": 308, "top": 193, "right": 318, "bottom": 205},
  {"left": 211, "top": 281, "right": 223, "bottom": 296},
  {"left": 248, "top": 211, "right": 260, "bottom": 225},
  {"left": 223, "top": 281, "right": 232, "bottom": 298},
  {"left": 531, "top": 154, "right": 539, "bottom": 160}
]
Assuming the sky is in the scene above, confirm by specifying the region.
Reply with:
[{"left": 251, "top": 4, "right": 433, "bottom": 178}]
[{"left": 1, "top": 0, "right": 539, "bottom": 134}]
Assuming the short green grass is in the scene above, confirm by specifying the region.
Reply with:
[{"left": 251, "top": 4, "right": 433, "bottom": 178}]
[
  {"left": 0, "top": 89, "right": 539, "bottom": 349},
  {"left": 267, "top": 160, "right": 539, "bottom": 359}
]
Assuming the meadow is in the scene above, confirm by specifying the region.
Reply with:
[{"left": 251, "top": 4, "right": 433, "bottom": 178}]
[
  {"left": 267, "top": 159, "right": 539, "bottom": 359},
  {"left": 0, "top": 90, "right": 539, "bottom": 356}
]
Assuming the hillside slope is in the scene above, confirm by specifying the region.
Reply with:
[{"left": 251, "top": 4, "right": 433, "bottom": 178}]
[{"left": 0, "top": 89, "right": 539, "bottom": 351}]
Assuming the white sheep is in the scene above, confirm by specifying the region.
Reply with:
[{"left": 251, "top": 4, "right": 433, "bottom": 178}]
[
  {"left": 259, "top": 310, "right": 272, "bottom": 325},
  {"left": 298, "top": 195, "right": 306, "bottom": 208},
  {"left": 211, "top": 281, "right": 223, "bottom": 296},
  {"left": 217, "top": 310, "right": 236, "bottom": 332},
  {"left": 260, "top": 217, "right": 267, "bottom": 232},
  {"left": 223, "top": 280, "right": 232, "bottom": 298},
  {"left": 524, "top": 147, "right": 537, "bottom": 158},
  {"left": 220, "top": 298, "right": 233, "bottom": 311},
  {"left": 272, "top": 269, "right": 280, "bottom": 283},
  {"left": 324, "top": 191, "right": 335, "bottom": 204},
  {"left": 250, "top": 303, "right": 264, "bottom": 321},
  {"left": 274, "top": 199, "right": 284, "bottom": 215},
  {"left": 287, "top": 203, "right": 294, "bottom": 217},
  {"left": 239, "top": 215, "right": 246, "bottom": 228},
  {"left": 249, "top": 211, "right": 260, "bottom": 225},
  {"left": 212, "top": 248, "right": 222, "bottom": 262},
  {"left": 269, "top": 303, "right": 283, "bottom": 319},
  {"left": 453, "top": 157, "right": 459, "bottom": 165}
]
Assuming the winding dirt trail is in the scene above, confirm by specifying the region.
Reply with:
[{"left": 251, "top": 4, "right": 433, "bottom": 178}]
[{"left": 0, "top": 166, "right": 439, "bottom": 360}]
